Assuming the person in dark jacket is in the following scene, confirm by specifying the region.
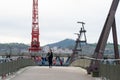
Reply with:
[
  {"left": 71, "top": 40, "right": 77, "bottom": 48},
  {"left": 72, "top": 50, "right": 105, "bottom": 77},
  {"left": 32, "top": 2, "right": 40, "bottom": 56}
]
[{"left": 47, "top": 49, "right": 53, "bottom": 68}]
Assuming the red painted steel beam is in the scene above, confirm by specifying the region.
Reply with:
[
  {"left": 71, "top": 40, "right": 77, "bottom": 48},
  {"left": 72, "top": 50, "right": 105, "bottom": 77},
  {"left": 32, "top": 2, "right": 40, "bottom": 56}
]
[{"left": 29, "top": 0, "right": 41, "bottom": 52}]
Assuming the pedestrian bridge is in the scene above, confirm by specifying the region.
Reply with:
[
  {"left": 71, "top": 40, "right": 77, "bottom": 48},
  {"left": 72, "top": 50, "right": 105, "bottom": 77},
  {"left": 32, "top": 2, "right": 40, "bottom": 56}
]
[
  {"left": 2, "top": 66, "right": 100, "bottom": 80},
  {"left": 0, "top": 58, "right": 101, "bottom": 80},
  {"left": 0, "top": 58, "right": 120, "bottom": 80}
]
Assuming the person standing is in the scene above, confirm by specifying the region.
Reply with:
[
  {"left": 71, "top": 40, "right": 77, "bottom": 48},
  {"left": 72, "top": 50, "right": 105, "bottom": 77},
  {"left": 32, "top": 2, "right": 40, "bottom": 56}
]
[{"left": 47, "top": 49, "right": 53, "bottom": 68}]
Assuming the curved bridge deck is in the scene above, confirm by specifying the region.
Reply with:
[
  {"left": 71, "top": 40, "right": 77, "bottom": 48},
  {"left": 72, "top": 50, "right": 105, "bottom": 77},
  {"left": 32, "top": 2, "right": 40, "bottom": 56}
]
[{"left": 6, "top": 66, "right": 101, "bottom": 80}]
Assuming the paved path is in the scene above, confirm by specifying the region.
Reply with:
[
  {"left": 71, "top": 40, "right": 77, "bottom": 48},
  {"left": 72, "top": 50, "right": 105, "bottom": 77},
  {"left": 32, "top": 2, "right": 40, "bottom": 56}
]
[{"left": 7, "top": 66, "right": 101, "bottom": 80}]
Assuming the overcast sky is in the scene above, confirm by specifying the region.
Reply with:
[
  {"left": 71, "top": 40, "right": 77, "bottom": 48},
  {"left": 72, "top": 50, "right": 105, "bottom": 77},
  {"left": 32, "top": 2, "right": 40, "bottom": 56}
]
[{"left": 0, "top": 0, "right": 120, "bottom": 46}]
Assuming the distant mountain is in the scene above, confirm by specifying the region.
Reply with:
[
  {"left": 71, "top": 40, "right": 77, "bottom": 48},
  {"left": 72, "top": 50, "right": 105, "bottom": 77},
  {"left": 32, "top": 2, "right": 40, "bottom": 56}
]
[
  {"left": 0, "top": 43, "right": 29, "bottom": 53},
  {"left": 45, "top": 38, "right": 75, "bottom": 49},
  {"left": 0, "top": 43, "right": 29, "bottom": 49},
  {"left": 0, "top": 39, "right": 120, "bottom": 56}
]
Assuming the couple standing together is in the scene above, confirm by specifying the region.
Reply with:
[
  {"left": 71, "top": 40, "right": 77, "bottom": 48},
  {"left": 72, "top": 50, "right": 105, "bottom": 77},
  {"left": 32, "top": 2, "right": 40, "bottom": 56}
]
[{"left": 47, "top": 49, "right": 53, "bottom": 68}]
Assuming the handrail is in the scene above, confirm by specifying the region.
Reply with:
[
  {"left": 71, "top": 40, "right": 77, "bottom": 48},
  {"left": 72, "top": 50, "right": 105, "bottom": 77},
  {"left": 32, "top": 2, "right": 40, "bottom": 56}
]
[
  {"left": 100, "top": 63, "right": 120, "bottom": 80},
  {"left": 0, "top": 58, "right": 36, "bottom": 78}
]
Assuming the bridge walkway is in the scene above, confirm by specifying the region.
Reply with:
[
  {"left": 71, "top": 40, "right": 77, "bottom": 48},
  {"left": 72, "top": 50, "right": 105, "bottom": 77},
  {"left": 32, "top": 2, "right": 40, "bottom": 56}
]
[{"left": 5, "top": 66, "right": 101, "bottom": 80}]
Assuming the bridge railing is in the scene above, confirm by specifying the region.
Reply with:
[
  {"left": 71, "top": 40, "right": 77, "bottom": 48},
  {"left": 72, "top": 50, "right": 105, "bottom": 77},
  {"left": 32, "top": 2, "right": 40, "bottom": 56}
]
[
  {"left": 70, "top": 58, "right": 91, "bottom": 69},
  {"left": 0, "top": 58, "right": 36, "bottom": 78},
  {"left": 100, "top": 63, "right": 120, "bottom": 80},
  {"left": 70, "top": 55, "right": 120, "bottom": 79}
]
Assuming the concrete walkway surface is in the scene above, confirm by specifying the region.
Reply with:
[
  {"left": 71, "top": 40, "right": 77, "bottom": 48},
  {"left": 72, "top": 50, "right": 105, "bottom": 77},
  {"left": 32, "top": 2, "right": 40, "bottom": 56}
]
[{"left": 5, "top": 66, "right": 101, "bottom": 80}]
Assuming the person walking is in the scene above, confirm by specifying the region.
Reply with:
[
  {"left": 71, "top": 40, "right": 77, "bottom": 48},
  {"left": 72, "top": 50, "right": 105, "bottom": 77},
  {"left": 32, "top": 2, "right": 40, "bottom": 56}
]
[{"left": 47, "top": 49, "right": 53, "bottom": 68}]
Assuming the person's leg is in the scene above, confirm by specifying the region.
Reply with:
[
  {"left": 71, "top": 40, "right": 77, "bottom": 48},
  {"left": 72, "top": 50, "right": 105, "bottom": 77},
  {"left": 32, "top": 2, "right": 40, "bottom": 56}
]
[
  {"left": 48, "top": 58, "right": 50, "bottom": 68},
  {"left": 49, "top": 59, "right": 52, "bottom": 68}
]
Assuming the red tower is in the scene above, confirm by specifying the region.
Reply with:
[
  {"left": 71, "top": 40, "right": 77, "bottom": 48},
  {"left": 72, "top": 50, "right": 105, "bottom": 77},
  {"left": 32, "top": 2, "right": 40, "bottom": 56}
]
[{"left": 29, "top": 0, "right": 41, "bottom": 52}]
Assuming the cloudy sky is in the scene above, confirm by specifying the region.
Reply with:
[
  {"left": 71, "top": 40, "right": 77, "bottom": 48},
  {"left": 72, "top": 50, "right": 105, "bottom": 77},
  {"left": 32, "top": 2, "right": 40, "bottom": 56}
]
[{"left": 0, "top": 0, "right": 120, "bottom": 46}]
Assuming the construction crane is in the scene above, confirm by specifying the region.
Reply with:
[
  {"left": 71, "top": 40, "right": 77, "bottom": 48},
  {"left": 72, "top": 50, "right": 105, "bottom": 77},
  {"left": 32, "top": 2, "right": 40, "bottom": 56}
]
[{"left": 29, "top": 0, "right": 41, "bottom": 52}]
